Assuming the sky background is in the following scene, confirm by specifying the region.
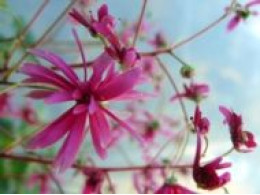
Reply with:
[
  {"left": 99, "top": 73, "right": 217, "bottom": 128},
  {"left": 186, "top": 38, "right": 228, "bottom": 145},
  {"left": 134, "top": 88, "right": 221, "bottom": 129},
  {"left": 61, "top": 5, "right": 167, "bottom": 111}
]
[{"left": 4, "top": 0, "right": 260, "bottom": 193}]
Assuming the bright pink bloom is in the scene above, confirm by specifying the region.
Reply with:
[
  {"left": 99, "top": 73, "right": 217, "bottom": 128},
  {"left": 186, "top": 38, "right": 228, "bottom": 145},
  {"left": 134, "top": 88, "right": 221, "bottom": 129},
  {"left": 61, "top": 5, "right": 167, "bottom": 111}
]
[
  {"left": 227, "top": 0, "right": 260, "bottom": 31},
  {"left": 171, "top": 82, "right": 209, "bottom": 103},
  {"left": 192, "top": 106, "right": 210, "bottom": 135},
  {"left": 193, "top": 129, "right": 231, "bottom": 190},
  {"left": 21, "top": 31, "right": 145, "bottom": 171},
  {"left": 28, "top": 173, "right": 51, "bottom": 194},
  {"left": 0, "top": 93, "right": 11, "bottom": 116},
  {"left": 82, "top": 170, "right": 104, "bottom": 194},
  {"left": 219, "top": 106, "right": 257, "bottom": 152},
  {"left": 70, "top": 4, "right": 140, "bottom": 68},
  {"left": 70, "top": 4, "right": 115, "bottom": 36},
  {"left": 155, "top": 183, "right": 196, "bottom": 194}
]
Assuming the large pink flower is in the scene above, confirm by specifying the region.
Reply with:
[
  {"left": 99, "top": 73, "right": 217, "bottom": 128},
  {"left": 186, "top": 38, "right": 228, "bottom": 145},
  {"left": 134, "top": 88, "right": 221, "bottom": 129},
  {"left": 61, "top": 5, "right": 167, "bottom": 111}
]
[
  {"left": 21, "top": 31, "right": 146, "bottom": 171},
  {"left": 227, "top": 0, "right": 260, "bottom": 31},
  {"left": 219, "top": 106, "right": 257, "bottom": 152},
  {"left": 193, "top": 129, "right": 231, "bottom": 190}
]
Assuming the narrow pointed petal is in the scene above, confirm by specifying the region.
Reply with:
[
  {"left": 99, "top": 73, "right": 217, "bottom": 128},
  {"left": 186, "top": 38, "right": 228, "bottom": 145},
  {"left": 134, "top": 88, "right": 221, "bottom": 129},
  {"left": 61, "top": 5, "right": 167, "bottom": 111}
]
[
  {"left": 27, "top": 90, "right": 54, "bottom": 99},
  {"left": 30, "top": 49, "right": 79, "bottom": 84},
  {"left": 44, "top": 90, "right": 74, "bottom": 104},
  {"left": 246, "top": 0, "right": 260, "bottom": 7},
  {"left": 89, "top": 113, "right": 107, "bottom": 158},
  {"left": 101, "top": 107, "right": 143, "bottom": 143},
  {"left": 90, "top": 52, "right": 114, "bottom": 88},
  {"left": 227, "top": 15, "right": 241, "bottom": 31},
  {"left": 96, "top": 67, "right": 141, "bottom": 101},
  {"left": 21, "top": 63, "right": 73, "bottom": 89},
  {"left": 111, "top": 90, "right": 156, "bottom": 101},
  {"left": 54, "top": 112, "right": 87, "bottom": 172},
  {"left": 27, "top": 108, "right": 74, "bottom": 149}
]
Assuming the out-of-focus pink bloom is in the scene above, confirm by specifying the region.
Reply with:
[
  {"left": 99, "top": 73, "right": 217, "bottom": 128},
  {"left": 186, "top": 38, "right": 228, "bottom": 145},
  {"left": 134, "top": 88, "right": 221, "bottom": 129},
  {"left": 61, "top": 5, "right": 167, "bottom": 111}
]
[
  {"left": 27, "top": 173, "right": 51, "bottom": 194},
  {"left": 171, "top": 82, "right": 209, "bottom": 103},
  {"left": 193, "top": 129, "right": 231, "bottom": 190},
  {"left": 227, "top": 0, "right": 260, "bottom": 31},
  {"left": 21, "top": 30, "right": 147, "bottom": 171},
  {"left": 149, "top": 32, "right": 168, "bottom": 48},
  {"left": 155, "top": 183, "right": 196, "bottom": 194},
  {"left": 192, "top": 106, "right": 210, "bottom": 135},
  {"left": 133, "top": 165, "right": 166, "bottom": 194},
  {"left": 120, "top": 21, "right": 151, "bottom": 46},
  {"left": 219, "top": 106, "right": 257, "bottom": 152},
  {"left": 82, "top": 170, "right": 104, "bottom": 194}
]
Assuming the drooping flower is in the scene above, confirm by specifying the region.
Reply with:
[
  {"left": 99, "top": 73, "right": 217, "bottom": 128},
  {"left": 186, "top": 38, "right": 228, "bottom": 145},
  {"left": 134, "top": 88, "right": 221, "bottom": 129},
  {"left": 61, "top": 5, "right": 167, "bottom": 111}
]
[
  {"left": 133, "top": 165, "right": 166, "bottom": 194},
  {"left": 192, "top": 106, "right": 210, "bottom": 135},
  {"left": 82, "top": 170, "right": 104, "bottom": 194},
  {"left": 171, "top": 82, "right": 209, "bottom": 103},
  {"left": 70, "top": 4, "right": 115, "bottom": 36},
  {"left": 155, "top": 183, "right": 196, "bottom": 194},
  {"left": 21, "top": 30, "right": 146, "bottom": 171},
  {"left": 70, "top": 4, "right": 140, "bottom": 68},
  {"left": 219, "top": 106, "right": 257, "bottom": 152},
  {"left": 193, "top": 128, "right": 231, "bottom": 190},
  {"left": 227, "top": 0, "right": 260, "bottom": 31}
]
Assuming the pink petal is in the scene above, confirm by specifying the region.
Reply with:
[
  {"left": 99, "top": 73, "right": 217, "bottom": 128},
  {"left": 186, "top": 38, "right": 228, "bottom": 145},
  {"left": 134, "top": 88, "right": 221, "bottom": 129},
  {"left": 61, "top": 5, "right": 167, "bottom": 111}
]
[
  {"left": 96, "top": 67, "right": 141, "bottom": 101},
  {"left": 54, "top": 112, "right": 87, "bottom": 172},
  {"left": 27, "top": 108, "right": 75, "bottom": 149},
  {"left": 246, "top": 0, "right": 260, "bottom": 7},
  {"left": 90, "top": 52, "right": 114, "bottom": 88},
  {"left": 101, "top": 107, "right": 143, "bottom": 143},
  {"left": 89, "top": 114, "right": 107, "bottom": 159},
  {"left": 27, "top": 90, "right": 54, "bottom": 99},
  {"left": 227, "top": 15, "right": 241, "bottom": 31},
  {"left": 21, "top": 63, "right": 73, "bottom": 89},
  {"left": 111, "top": 90, "right": 156, "bottom": 101},
  {"left": 219, "top": 106, "right": 232, "bottom": 124},
  {"left": 98, "top": 4, "right": 108, "bottom": 21},
  {"left": 30, "top": 49, "right": 79, "bottom": 84},
  {"left": 44, "top": 90, "right": 74, "bottom": 104}
]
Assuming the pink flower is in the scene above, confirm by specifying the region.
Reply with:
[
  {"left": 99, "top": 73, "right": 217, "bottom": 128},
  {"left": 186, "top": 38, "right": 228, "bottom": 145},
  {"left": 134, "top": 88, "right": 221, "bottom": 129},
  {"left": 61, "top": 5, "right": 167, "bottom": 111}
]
[
  {"left": 70, "top": 4, "right": 115, "bottom": 36},
  {"left": 21, "top": 30, "right": 146, "bottom": 171},
  {"left": 192, "top": 106, "right": 210, "bottom": 135},
  {"left": 193, "top": 129, "right": 231, "bottom": 190},
  {"left": 227, "top": 0, "right": 260, "bottom": 31},
  {"left": 82, "top": 170, "right": 104, "bottom": 194},
  {"left": 155, "top": 183, "right": 196, "bottom": 194},
  {"left": 0, "top": 93, "right": 11, "bottom": 116},
  {"left": 219, "top": 106, "right": 257, "bottom": 152},
  {"left": 171, "top": 82, "right": 209, "bottom": 103},
  {"left": 133, "top": 166, "right": 166, "bottom": 193},
  {"left": 70, "top": 4, "right": 140, "bottom": 68},
  {"left": 28, "top": 173, "right": 51, "bottom": 194}
]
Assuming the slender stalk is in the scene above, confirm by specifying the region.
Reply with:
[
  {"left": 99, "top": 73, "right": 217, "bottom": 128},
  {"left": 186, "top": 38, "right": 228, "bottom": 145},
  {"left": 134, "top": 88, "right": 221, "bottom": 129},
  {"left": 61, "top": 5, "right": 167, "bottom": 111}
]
[
  {"left": 154, "top": 57, "right": 191, "bottom": 164},
  {"left": 0, "top": 152, "right": 192, "bottom": 172},
  {"left": 141, "top": 0, "right": 237, "bottom": 57},
  {"left": 132, "top": 0, "right": 148, "bottom": 47},
  {"left": 3, "top": 0, "right": 77, "bottom": 80},
  {"left": 105, "top": 172, "right": 116, "bottom": 194},
  {"left": 5, "top": 0, "right": 49, "bottom": 66}
]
